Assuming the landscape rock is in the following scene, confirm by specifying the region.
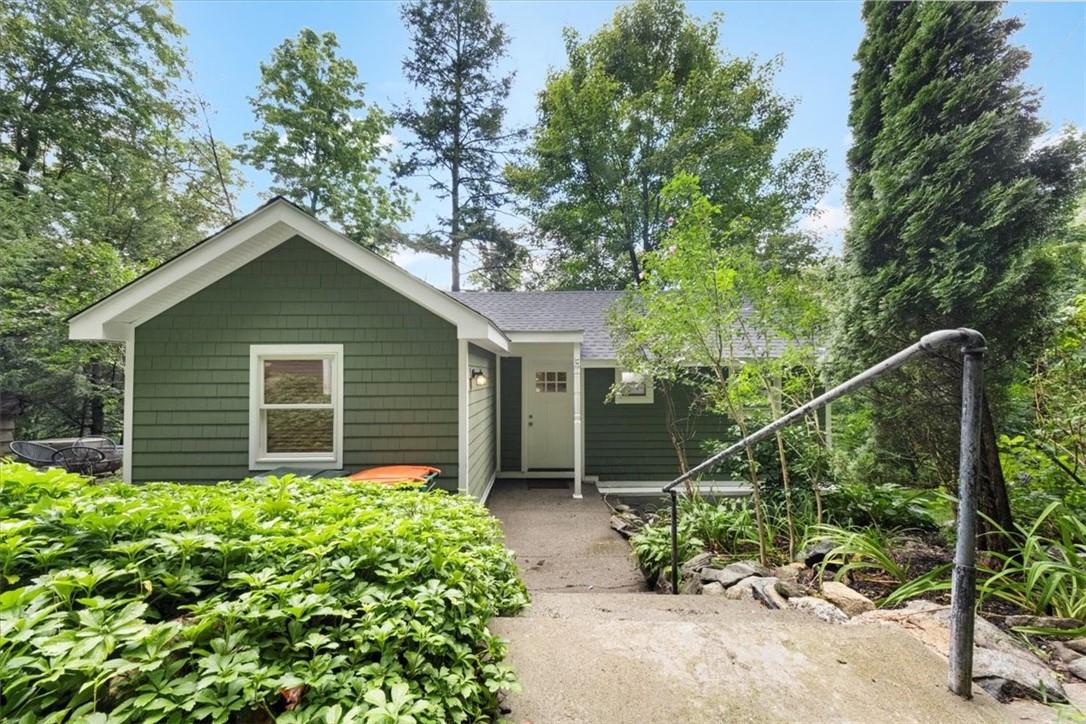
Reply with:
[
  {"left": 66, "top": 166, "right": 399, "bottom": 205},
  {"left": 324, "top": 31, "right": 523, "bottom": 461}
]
[
  {"left": 701, "top": 561, "right": 764, "bottom": 588},
  {"left": 1005, "top": 615, "right": 1083, "bottom": 631},
  {"left": 749, "top": 577, "right": 788, "bottom": 610},
  {"left": 820, "top": 581, "right": 875, "bottom": 617},
  {"left": 724, "top": 576, "right": 758, "bottom": 602},
  {"left": 796, "top": 539, "right": 836, "bottom": 567},
  {"left": 788, "top": 596, "right": 849, "bottom": 624},
  {"left": 853, "top": 600, "right": 1067, "bottom": 703},
  {"left": 609, "top": 514, "right": 643, "bottom": 539},
  {"left": 1049, "top": 642, "right": 1081, "bottom": 665},
  {"left": 680, "top": 552, "right": 717, "bottom": 575},
  {"left": 774, "top": 579, "right": 809, "bottom": 599},
  {"left": 773, "top": 562, "right": 807, "bottom": 584},
  {"left": 1067, "top": 638, "right": 1086, "bottom": 656},
  {"left": 1069, "top": 659, "right": 1086, "bottom": 682},
  {"left": 679, "top": 577, "right": 703, "bottom": 595},
  {"left": 612, "top": 503, "right": 631, "bottom": 513},
  {"left": 701, "top": 581, "right": 726, "bottom": 596}
]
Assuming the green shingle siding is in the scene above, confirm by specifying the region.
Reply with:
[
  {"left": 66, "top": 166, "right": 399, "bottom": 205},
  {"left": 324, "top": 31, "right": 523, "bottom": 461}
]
[
  {"left": 584, "top": 368, "right": 731, "bottom": 482},
  {"left": 499, "top": 357, "right": 521, "bottom": 471},
  {"left": 466, "top": 345, "right": 496, "bottom": 498},
  {"left": 132, "top": 236, "right": 460, "bottom": 486}
]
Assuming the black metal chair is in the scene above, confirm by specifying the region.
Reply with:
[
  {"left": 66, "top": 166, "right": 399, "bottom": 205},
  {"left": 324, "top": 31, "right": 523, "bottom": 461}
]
[
  {"left": 8, "top": 441, "right": 59, "bottom": 468},
  {"left": 75, "top": 437, "right": 122, "bottom": 475},
  {"left": 51, "top": 446, "right": 105, "bottom": 476}
]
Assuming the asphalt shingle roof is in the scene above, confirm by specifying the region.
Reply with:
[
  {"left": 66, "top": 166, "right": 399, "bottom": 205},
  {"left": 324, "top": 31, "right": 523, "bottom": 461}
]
[{"left": 449, "top": 291, "right": 624, "bottom": 359}]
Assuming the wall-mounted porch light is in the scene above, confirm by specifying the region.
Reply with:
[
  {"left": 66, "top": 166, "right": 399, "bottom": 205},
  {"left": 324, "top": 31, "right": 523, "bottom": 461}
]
[{"left": 470, "top": 368, "right": 489, "bottom": 387}]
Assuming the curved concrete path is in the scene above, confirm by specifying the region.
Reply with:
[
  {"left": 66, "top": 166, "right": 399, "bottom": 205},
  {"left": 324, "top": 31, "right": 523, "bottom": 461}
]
[
  {"left": 486, "top": 480, "right": 645, "bottom": 593},
  {"left": 487, "top": 481, "right": 1015, "bottom": 723}
]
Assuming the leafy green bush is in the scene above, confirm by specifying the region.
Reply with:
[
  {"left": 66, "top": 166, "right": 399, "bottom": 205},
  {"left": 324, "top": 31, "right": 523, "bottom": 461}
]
[
  {"left": 821, "top": 480, "right": 939, "bottom": 531},
  {"left": 806, "top": 524, "right": 911, "bottom": 584},
  {"left": 886, "top": 502, "right": 1086, "bottom": 620},
  {"left": 631, "top": 496, "right": 817, "bottom": 576},
  {"left": 978, "top": 502, "right": 1086, "bottom": 621},
  {"left": 0, "top": 462, "right": 527, "bottom": 723}
]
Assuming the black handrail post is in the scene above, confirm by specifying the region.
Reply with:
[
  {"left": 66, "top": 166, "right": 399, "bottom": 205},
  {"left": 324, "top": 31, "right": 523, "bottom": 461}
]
[
  {"left": 669, "top": 489, "right": 679, "bottom": 595},
  {"left": 948, "top": 343, "right": 984, "bottom": 698}
]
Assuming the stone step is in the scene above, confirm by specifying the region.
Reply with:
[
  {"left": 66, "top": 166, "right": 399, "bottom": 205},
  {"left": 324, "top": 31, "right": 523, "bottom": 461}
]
[
  {"left": 515, "top": 590, "right": 763, "bottom": 621},
  {"left": 491, "top": 596, "right": 1008, "bottom": 723}
]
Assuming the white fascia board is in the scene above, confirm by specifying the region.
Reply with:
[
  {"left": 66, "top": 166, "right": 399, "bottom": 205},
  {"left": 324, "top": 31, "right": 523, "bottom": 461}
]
[
  {"left": 506, "top": 331, "right": 584, "bottom": 344},
  {"left": 69, "top": 199, "right": 510, "bottom": 347},
  {"left": 70, "top": 212, "right": 295, "bottom": 340}
]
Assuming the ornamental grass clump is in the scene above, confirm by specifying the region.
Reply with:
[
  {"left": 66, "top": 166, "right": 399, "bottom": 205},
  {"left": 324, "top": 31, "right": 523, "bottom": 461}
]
[{"left": 0, "top": 462, "right": 527, "bottom": 723}]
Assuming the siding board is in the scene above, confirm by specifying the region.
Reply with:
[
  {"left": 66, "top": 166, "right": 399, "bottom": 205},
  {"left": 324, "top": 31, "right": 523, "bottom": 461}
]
[
  {"left": 466, "top": 345, "right": 496, "bottom": 499},
  {"left": 584, "top": 368, "right": 731, "bottom": 482}
]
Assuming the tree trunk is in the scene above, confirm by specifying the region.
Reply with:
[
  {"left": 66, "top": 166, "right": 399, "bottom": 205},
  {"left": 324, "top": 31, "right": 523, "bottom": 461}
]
[{"left": 976, "top": 396, "right": 1013, "bottom": 552}]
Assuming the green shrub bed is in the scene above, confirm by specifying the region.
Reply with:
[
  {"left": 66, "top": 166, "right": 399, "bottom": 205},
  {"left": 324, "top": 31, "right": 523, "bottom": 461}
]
[{"left": 0, "top": 462, "right": 528, "bottom": 723}]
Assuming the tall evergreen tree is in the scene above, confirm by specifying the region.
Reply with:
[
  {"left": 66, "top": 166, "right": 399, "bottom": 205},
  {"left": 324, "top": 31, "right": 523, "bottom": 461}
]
[
  {"left": 397, "top": 0, "right": 522, "bottom": 291},
  {"left": 243, "top": 29, "right": 410, "bottom": 250},
  {"left": 835, "top": 2, "right": 1084, "bottom": 541}
]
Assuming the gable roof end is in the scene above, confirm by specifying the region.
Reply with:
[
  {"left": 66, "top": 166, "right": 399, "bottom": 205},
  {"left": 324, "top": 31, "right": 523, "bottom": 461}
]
[{"left": 68, "top": 197, "right": 509, "bottom": 351}]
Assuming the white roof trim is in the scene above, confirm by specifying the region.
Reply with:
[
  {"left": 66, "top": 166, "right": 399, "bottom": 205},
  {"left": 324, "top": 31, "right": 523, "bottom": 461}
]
[
  {"left": 506, "top": 330, "right": 585, "bottom": 344},
  {"left": 68, "top": 198, "right": 509, "bottom": 349}
]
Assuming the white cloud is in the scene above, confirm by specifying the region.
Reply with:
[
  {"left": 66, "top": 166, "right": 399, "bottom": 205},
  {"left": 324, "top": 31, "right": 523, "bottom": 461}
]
[
  {"left": 379, "top": 132, "right": 399, "bottom": 151},
  {"left": 798, "top": 199, "right": 850, "bottom": 237}
]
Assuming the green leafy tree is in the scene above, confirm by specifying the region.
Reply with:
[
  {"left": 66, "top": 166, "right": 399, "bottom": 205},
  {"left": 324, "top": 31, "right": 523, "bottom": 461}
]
[
  {"left": 397, "top": 0, "right": 522, "bottom": 290},
  {"left": 243, "top": 29, "right": 410, "bottom": 250},
  {"left": 834, "top": 1, "right": 1085, "bottom": 542},
  {"left": 509, "top": 0, "right": 829, "bottom": 290},
  {"left": 0, "top": 0, "right": 241, "bottom": 439},
  {"left": 612, "top": 174, "right": 830, "bottom": 563}
]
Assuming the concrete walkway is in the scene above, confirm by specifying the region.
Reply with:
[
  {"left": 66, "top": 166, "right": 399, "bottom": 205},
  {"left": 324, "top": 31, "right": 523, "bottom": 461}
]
[
  {"left": 486, "top": 480, "right": 645, "bottom": 593},
  {"left": 486, "top": 481, "right": 1016, "bottom": 723}
]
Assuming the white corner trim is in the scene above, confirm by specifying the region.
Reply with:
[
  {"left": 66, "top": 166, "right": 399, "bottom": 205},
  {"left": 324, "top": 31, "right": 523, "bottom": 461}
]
[
  {"left": 573, "top": 341, "right": 583, "bottom": 499},
  {"left": 69, "top": 199, "right": 508, "bottom": 350},
  {"left": 122, "top": 325, "right": 135, "bottom": 483},
  {"left": 494, "top": 358, "right": 502, "bottom": 474},
  {"left": 457, "top": 339, "right": 469, "bottom": 495},
  {"left": 478, "top": 471, "right": 498, "bottom": 505},
  {"left": 248, "top": 344, "right": 343, "bottom": 470}
]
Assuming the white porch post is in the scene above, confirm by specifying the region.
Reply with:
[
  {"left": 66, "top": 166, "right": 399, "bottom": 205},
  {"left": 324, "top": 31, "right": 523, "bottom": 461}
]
[
  {"left": 122, "top": 324, "right": 135, "bottom": 483},
  {"left": 494, "top": 356, "right": 502, "bottom": 474},
  {"left": 573, "top": 342, "right": 583, "bottom": 499},
  {"left": 457, "top": 339, "right": 469, "bottom": 495}
]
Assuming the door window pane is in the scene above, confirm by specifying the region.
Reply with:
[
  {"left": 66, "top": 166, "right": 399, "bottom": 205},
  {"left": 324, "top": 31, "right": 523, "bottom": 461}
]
[{"left": 535, "top": 370, "right": 568, "bottom": 393}]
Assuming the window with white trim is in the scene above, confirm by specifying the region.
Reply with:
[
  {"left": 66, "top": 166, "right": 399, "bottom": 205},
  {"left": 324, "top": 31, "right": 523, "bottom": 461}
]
[
  {"left": 614, "top": 369, "right": 654, "bottom": 404},
  {"left": 249, "top": 344, "right": 343, "bottom": 469}
]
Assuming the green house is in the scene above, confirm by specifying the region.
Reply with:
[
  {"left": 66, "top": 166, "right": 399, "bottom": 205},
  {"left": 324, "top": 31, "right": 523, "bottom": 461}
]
[{"left": 70, "top": 198, "right": 740, "bottom": 500}]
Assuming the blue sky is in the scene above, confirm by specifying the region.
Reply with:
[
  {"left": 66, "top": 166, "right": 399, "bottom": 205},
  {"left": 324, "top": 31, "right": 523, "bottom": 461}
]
[{"left": 174, "top": 0, "right": 1086, "bottom": 289}]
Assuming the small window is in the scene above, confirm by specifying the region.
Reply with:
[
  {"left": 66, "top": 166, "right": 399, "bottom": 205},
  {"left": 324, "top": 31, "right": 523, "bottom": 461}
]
[
  {"left": 615, "top": 369, "right": 654, "bottom": 404},
  {"left": 535, "top": 371, "right": 568, "bottom": 393},
  {"left": 249, "top": 344, "right": 343, "bottom": 469}
]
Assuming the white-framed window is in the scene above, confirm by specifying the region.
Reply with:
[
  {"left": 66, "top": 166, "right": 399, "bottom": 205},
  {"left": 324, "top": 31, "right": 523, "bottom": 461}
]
[
  {"left": 614, "top": 368, "right": 654, "bottom": 404},
  {"left": 249, "top": 344, "right": 343, "bottom": 469}
]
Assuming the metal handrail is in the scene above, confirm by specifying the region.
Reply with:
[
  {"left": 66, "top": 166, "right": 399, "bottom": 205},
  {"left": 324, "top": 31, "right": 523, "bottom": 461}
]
[{"left": 661, "top": 328, "right": 985, "bottom": 699}]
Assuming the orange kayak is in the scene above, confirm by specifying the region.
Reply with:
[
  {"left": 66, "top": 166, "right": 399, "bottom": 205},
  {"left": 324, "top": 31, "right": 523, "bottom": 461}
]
[{"left": 347, "top": 465, "right": 441, "bottom": 484}]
